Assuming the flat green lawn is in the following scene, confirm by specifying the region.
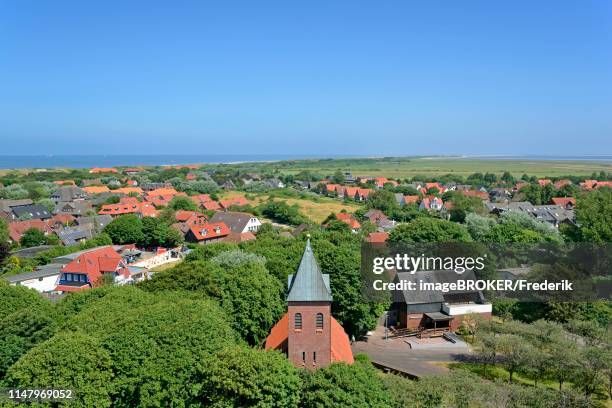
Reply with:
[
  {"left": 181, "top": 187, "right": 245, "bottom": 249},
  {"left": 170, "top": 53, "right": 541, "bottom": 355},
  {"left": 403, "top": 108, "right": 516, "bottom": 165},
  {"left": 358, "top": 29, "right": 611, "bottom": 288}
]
[{"left": 269, "top": 157, "right": 612, "bottom": 179}]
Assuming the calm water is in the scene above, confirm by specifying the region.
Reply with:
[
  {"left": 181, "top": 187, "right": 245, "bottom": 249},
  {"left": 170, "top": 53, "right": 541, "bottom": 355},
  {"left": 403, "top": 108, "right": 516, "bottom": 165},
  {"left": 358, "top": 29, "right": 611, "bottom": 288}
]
[
  {"left": 0, "top": 154, "right": 609, "bottom": 170},
  {"left": 0, "top": 154, "right": 339, "bottom": 169}
]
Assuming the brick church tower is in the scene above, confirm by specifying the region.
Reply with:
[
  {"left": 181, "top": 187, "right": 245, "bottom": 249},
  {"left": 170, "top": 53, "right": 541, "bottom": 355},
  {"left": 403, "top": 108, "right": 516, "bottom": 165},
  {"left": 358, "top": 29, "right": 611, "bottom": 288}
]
[{"left": 265, "top": 239, "right": 353, "bottom": 369}]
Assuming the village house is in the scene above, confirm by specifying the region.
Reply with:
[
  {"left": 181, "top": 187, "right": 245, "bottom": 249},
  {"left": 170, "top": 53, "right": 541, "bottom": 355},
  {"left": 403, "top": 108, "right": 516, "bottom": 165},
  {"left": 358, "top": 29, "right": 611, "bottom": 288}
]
[
  {"left": 6, "top": 264, "right": 64, "bottom": 292},
  {"left": 51, "top": 185, "right": 88, "bottom": 202},
  {"left": 355, "top": 188, "right": 372, "bottom": 202},
  {"left": 364, "top": 231, "right": 389, "bottom": 243},
  {"left": 76, "top": 215, "right": 112, "bottom": 232},
  {"left": 210, "top": 211, "right": 261, "bottom": 233},
  {"left": 550, "top": 197, "right": 576, "bottom": 209},
  {"left": 419, "top": 196, "right": 444, "bottom": 211},
  {"left": 98, "top": 197, "right": 158, "bottom": 218},
  {"left": 53, "top": 201, "right": 93, "bottom": 217},
  {"left": 537, "top": 179, "right": 552, "bottom": 187},
  {"left": 8, "top": 219, "right": 53, "bottom": 243},
  {"left": 82, "top": 185, "right": 111, "bottom": 195},
  {"left": 403, "top": 195, "right": 419, "bottom": 206},
  {"left": 389, "top": 269, "right": 492, "bottom": 332},
  {"left": 460, "top": 190, "right": 490, "bottom": 201},
  {"left": 485, "top": 201, "right": 575, "bottom": 227},
  {"left": 53, "top": 246, "right": 132, "bottom": 293},
  {"left": 265, "top": 239, "right": 353, "bottom": 369},
  {"left": 553, "top": 179, "right": 572, "bottom": 189},
  {"left": 218, "top": 196, "right": 250, "bottom": 209},
  {"left": 363, "top": 209, "right": 395, "bottom": 230},
  {"left": 46, "top": 214, "right": 76, "bottom": 230},
  {"left": 186, "top": 221, "right": 231, "bottom": 244},
  {"left": 7, "top": 204, "right": 52, "bottom": 221},
  {"left": 89, "top": 167, "right": 118, "bottom": 174},
  {"left": 334, "top": 213, "right": 361, "bottom": 232}
]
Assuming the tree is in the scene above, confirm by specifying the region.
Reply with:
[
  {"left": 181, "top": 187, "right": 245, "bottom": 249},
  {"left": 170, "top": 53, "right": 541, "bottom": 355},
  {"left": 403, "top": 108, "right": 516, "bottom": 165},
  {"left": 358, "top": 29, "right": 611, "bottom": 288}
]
[
  {"left": 573, "top": 346, "right": 606, "bottom": 397},
  {"left": 168, "top": 195, "right": 198, "bottom": 211},
  {"left": 501, "top": 171, "right": 515, "bottom": 184},
  {"left": 331, "top": 170, "right": 344, "bottom": 184},
  {"left": 465, "top": 213, "right": 496, "bottom": 241},
  {"left": 366, "top": 189, "right": 399, "bottom": 214},
  {"left": 140, "top": 216, "right": 183, "bottom": 248},
  {"left": 0, "top": 307, "right": 56, "bottom": 379},
  {"left": 19, "top": 228, "right": 46, "bottom": 248},
  {"left": 194, "top": 347, "right": 301, "bottom": 407},
  {"left": 103, "top": 214, "right": 145, "bottom": 244},
  {"left": 574, "top": 189, "right": 612, "bottom": 243},
  {"left": 217, "top": 260, "right": 284, "bottom": 345},
  {"left": 302, "top": 361, "right": 392, "bottom": 408},
  {"left": 389, "top": 218, "right": 472, "bottom": 243},
  {"left": 4, "top": 331, "right": 114, "bottom": 407},
  {"left": 498, "top": 334, "right": 533, "bottom": 383},
  {"left": 65, "top": 287, "right": 238, "bottom": 407},
  {"left": 448, "top": 193, "right": 484, "bottom": 223},
  {"left": 549, "top": 339, "right": 580, "bottom": 391},
  {"left": 0, "top": 282, "right": 50, "bottom": 321},
  {"left": 259, "top": 200, "right": 308, "bottom": 226}
]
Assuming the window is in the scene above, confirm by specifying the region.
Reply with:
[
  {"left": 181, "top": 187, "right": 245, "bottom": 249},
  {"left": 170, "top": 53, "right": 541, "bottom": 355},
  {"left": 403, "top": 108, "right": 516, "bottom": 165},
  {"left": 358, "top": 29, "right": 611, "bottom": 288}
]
[
  {"left": 302, "top": 352, "right": 306, "bottom": 362},
  {"left": 294, "top": 313, "right": 302, "bottom": 329},
  {"left": 313, "top": 352, "right": 316, "bottom": 362},
  {"left": 316, "top": 313, "right": 324, "bottom": 329}
]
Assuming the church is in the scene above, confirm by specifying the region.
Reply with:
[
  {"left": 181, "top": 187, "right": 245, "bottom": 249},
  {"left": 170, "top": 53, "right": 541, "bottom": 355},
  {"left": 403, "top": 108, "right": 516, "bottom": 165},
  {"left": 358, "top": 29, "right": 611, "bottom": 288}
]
[{"left": 265, "top": 239, "right": 354, "bottom": 369}]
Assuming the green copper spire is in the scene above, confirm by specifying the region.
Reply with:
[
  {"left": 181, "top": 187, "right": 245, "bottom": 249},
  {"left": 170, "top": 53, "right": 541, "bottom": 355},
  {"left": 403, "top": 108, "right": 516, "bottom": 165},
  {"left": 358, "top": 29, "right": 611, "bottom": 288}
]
[{"left": 286, "top": 239, "right": 333, "bottom": 302}]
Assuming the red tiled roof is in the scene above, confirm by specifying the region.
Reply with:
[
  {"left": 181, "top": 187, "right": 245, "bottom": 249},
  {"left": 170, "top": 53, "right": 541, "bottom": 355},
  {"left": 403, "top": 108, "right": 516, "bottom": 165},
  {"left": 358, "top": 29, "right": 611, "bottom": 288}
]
[
  {"left": 404, "top": 195, "right": 419, "bottom": 204},
  {"left": 191, "top": 194, "right": 212, "bottom": 204},
  {"left": 461, "top": 190, "right": 489, "bottom": 200},
  {"left": 343, "top": 187, "right": 358, "bottom": 198},
  {"left": 554, "top": 179, "right": 572, "bottom": 189},
  {"left": 89, "top": 168, "right": 118, "bottom": 174},
  {"left": 537, "top": 179, "right": 552, "bottom": 186},
  {"left": 223, "top": 231, "right": 256, "bottom": 243},
  {"left": 82, "top": 186, "right": 111, "bottom": 194},
  {"left": 8, "top": 220, "right": 52, "bottom": 242},
  {"left": 202, "top": 201, "right": 222, "bottom": 211},
  {"left": 265, "top": 313, "right": 354, "bottom": 365},
  {"left": 98, "top": 197, "right": 158, "bottom": 217},
  {"left": 365, "top": 232, "right": 389, "bottom": 243},
  {"left": 186, "top": 173, "right": 197, "bottom": 180},
  {"left": 53, "top": 180, "right": 76, "bottom": 185},
  {"left": 335, "top": 213, "right": 361, "bottom": 229},
  {"left": 551, "top": 197, "right": 576, "bottom": 207},
  {"left": 189, "top": 222, "right": 230, "bottom": 241},
  {"left": 146, "top": 188, "right": 179, "bottom": 197},
  {"left": 326, "top": 184, "right": 341, "bottom": 193},
  {"left": 47, "top": 214, "right": 76, "bottom": 227},
  {"left": 58, "top": 246, "right": 129, "bottom": 289},
  {"left": 114, "top": 187, "right": 143, "bottom": 195},
  {"left": 175, "top": 210, "right": 201, "bottom": 222},
  {"left": 356, "top": 188, "right": 372, "bottom": 198},
  {"left": 219, "top": 197, "right": 249, "bottom": 209}
]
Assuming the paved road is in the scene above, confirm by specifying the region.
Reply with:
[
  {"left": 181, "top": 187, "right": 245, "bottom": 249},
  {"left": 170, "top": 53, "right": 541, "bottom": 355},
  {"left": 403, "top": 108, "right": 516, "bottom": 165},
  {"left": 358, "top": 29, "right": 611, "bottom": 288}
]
[{"left": 352, "top": 327, "right": 472, "bottom": 377}]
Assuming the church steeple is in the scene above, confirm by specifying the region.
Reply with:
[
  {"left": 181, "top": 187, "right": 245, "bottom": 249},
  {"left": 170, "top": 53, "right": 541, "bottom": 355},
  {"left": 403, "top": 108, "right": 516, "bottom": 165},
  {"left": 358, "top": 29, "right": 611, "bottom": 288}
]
[{"left": 287, "top": 239, "right": 332, "bottom": 302}]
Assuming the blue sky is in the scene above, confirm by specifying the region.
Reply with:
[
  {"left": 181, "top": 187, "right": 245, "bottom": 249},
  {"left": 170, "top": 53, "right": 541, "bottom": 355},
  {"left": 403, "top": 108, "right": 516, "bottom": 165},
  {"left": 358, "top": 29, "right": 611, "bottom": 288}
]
[{"left": 1, "top": 1, "right": 611, "bottom": 156}]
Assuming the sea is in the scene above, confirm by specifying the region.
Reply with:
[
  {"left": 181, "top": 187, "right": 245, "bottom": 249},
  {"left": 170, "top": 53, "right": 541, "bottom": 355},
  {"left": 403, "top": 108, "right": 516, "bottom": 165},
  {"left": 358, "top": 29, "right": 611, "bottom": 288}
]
[
  {"left": 0, "top": 154, "right": 610, "bottom": 170},
  {"left": 0, "top": 154, "right": 340, "bottom": 170}
]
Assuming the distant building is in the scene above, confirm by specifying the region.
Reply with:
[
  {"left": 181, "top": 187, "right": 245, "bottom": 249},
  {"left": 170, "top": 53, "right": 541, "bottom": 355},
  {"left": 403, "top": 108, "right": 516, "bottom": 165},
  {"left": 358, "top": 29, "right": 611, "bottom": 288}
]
[
  {"left": 389, "top": 270, "right": 492, "bottom": 332},
  {"left": 210, "top": 211, "right": 261, "bottom": 233}
]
